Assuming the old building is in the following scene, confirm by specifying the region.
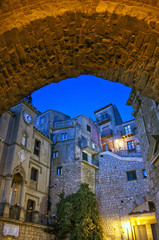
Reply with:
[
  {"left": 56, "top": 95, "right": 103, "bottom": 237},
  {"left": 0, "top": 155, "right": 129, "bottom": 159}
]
[
  {"left": 35, "top": 112, "right": 100, "bottom": 212},
  {"left": 0, "top": 100, "right": 158, "bottom": 239},
  {"left": 127, "top": 89, "right": 159, "bottom": 238},
  {"left": 94, "top": 104, "right": 142, "bottom": 157},
  {"left": 0, "top": 100, "right": 52, "bottom": 240},
  {"left": 94, "top": 104, "right": 158, "bottom": 239}
]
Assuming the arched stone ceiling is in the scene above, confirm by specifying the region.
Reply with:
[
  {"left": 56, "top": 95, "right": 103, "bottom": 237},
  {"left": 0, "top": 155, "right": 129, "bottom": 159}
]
[{"left": 0, "top": 0, "right": 159, "bottom": 114}]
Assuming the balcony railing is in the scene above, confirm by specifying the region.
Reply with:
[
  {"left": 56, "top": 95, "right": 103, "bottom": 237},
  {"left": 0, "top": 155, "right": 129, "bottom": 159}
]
[
  {"left": 97, "top": 114, "right": 110, "bottom": 125},
  {"left": 9, "top": 205, "right": 20, "bottom": 220},
  {"left": 25, "top": 210, "right": 55, "bottom": 226},
  {"left": 81, "top": 138, "right": 99, "bottom": 154},
  {"left": 122, "top": 129, "right": 135, "bottom": 137},
  {"left": 54, "top": 120, "right": 75, "bottom": 129},
  {"left": 101, "top": 129, "right": 113, "bottom": 138}
]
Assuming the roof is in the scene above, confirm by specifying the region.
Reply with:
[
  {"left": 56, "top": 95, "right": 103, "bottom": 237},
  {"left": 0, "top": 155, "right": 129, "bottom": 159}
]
[{"left": 94, "top": 104, "right": 112, "bottom": 114}]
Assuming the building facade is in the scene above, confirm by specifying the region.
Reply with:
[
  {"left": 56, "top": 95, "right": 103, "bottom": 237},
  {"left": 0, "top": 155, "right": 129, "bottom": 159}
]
[
  {"left": 94, "top": 104, "right": 142, "bottom": 157},
  {"left": 0, "top": 100, "right": 158, "bottom": 239},
  {"left": 0, "top": 100, "right": 52, "bottom": 239},
  {"left": 94, "top": 104, "right": 158, "bottom": 240},
  {"left": 35, "top": 113, "right": 100, "bottom": 213},
  {"left": 127, "top": 89, "right": 159, "bottom": 238}
]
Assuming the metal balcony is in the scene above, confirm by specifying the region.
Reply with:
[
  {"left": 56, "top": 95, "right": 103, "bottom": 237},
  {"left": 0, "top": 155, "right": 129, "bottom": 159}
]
[
  {"left": 122, "top": 129, "right": 135, "bottom": 138},
  {"left": 81, "top": 138, "right": 99, "bottom": 155},
  {"left": 97, "top": 114, "right": 110, "bottom": 125},
  {"left": 101, "top": 129, "right": 113, "bottom": 139},
  {"left": 54, "top": 120, "right": 75, "bottom": 129}
]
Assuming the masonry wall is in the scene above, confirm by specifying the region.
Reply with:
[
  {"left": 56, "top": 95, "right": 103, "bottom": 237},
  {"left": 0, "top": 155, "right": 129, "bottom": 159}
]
[
  {"left": 95, "top": 152, "right": 149, "bottom": 240},
  {"left": 0, "top": 218, "right": 51, "bottom": 240},
  {"left": 130, "top": 93, "right": 159, "bottom": 225}
]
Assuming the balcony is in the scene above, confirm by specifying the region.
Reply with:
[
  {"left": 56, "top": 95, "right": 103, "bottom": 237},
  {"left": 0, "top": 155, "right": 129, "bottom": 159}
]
[
  {"left": 97, "top": 114, "right": 110, "bottom": 125},
  {"left": 54, "top": 120, "right": 75, "bottom": 129},
  {"left": 9, "top": 205, "right": 20, "bottom": 220},
  {"left": 81, "top": 138, "right": 99, "bottom": 155},
  {"left": 122, "top": 129, "right": 135, "bottom": 138},
  {"left": 101, "top": 129, "right": 113, "bottom": 139}
]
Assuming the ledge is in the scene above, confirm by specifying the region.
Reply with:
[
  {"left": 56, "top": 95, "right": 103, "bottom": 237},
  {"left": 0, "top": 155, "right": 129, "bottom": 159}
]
[{"left": 100, "top": 151, "right": 143, "bottom": 162}]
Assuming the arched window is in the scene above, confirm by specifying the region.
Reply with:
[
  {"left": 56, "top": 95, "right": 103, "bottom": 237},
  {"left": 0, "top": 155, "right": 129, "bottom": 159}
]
[{"left": 21, "top": 132, "right": 27, "bottom": 147}]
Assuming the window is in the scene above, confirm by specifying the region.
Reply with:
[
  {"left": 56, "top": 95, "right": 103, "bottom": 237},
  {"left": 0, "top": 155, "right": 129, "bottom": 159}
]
[
  {"left": 82, "top": 152, "right": 88, "bottom": 161},
  {"left": 101, "top": 113, "right": 109, "bottom": 120},
  {"left": 142, "top": 169, "right": 147, "bottom": 178},
  {"left": 21, "top": 132, "right": 27, "bottom": 146},
  {"left": 53, "top": 151, "right": 58, "bottom": 158},
  {"left": 127, "top": 170, "right": 137, "bottom": 181},
  {"left": 127, "top": 140, "right": 135, "bottom": 151},
  {"left": 57, "top": 167, "right": 62, "bottom": 175},
  {"left": 51, "top": 134, "right": 56, "bottom": 142},
  {"left": 30, "top": 168, "right": 38, "bottom": 182},
  {"left": 34, "top": 139, "right": 41, "bottom": 156},
  {"left": 148, "top": 201, "right": 155, "bottom": 211},
  {"left": 61, "top": 133, "right": 67, "bottom": 141},
  {"left": 27, "top": 199, "right": 35, "bottom": 211},
  {"left": 125, "top": 125, "right": 131, "bottom": 134},
  {"left": 87, "top": 125, "right": 91, "bottom": 133},
  {"left": 39, "top": 116, "right": 45, "bottom": 125}
]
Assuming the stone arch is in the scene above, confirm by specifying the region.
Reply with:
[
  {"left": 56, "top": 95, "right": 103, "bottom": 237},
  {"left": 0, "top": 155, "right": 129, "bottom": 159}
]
[
  {"left": 0, "top": 0, "right": 159, "bottom": 114},
  {"left": 12, "top": 165, "right": 26, "bottom": 182},
  {"left": 120, "top": 192, "right": 152, "bottom": 218}
]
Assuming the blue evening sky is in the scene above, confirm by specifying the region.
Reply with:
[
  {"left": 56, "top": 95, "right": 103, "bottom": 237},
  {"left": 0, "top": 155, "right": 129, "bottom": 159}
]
[{"left": 31, "top": 75, "right": 134, "bottom": 122}]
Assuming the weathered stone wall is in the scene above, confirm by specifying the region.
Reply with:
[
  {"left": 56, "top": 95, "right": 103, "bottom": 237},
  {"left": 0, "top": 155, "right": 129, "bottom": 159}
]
[
  {"left": 0, "top": 0, "right": 159, "bottom": 114},
  {"left": 95, "top": 152, "right": 149, "bottom": 239},
  {"left": 129, "top": 91, "right": 159, "bottom": 225},
  {"left": 0, "top": 217, "right": 51, "bottom": 240}
]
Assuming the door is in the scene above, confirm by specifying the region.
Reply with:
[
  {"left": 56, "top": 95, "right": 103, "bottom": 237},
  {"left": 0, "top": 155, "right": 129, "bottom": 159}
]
[
  {"left": 151, "top": 224, "right": 159, "bottom": 240},
  {"left": 134, "top": 225, "right": 148, "bottom": 240}
]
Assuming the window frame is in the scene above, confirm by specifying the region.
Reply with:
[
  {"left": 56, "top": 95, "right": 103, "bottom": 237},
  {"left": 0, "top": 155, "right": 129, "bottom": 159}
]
[
  {"left": 87, "top": 125, "right": 91, "bottom": 133},
  {"left": 126, "top": 170, "right": 137, "bottom": 181},
  {"left": 34, "top": 139, "right": 41, "bottom": 156},
  {"left": 142, "top": 169, "right": 147, "bottom": 178},
  {"left": 125, "top": 125, "right": 131, "bottom": 135},
  {"left": 57, "top": 167, "right": 62, "bottom": 175},
  {"left": 30, "top": 168, "right": 38, "bottom": 182},
  {"left": 82, "top": 152, "right": 88, "bottom": 161},
  {"left": 61, "top": 133, "right": 67, "bottom": 141},
  {"left": 53, "top": 151, "right": 58, "bottom": 158},
  {"left": 127, "top": 140, "right": 135, "bottom": 152}
]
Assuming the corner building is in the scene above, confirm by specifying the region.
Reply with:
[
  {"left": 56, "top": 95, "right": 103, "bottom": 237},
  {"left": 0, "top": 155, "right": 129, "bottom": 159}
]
[
  {"left": 35, "top": 113, "right": 100, "bottom": 212},
  {"left": 0, "top": 100, "right": 52, "bottom": 240}
]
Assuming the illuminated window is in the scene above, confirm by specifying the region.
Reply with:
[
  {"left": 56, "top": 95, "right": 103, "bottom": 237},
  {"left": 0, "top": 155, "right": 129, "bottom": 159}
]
[
  {"left": 127, "top": 140, "right": 135, "bottom": 151},
  {"left": 127, "top": 170, "right": 137, "bottom": 181},
  {"left": 142, "top": 169, "right": 147, "bottom": 178},
  {"left": 34, "top": 139, "right": 41, "bottom": 156},
  {"left": 57, "top": 167, "right": 62, "bottom": 175},
  {"left": 21, "top": 132, "right": 27, "bottom": 146},
  {"left": 125, "top": 125, "right": 131, "bottom": 134}
]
